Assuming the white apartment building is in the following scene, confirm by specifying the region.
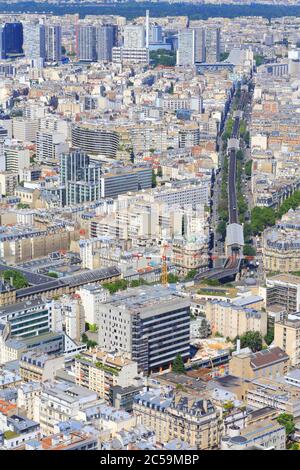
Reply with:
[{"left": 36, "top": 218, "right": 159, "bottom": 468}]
[
  {"left": 36, "top": 130, "right": 69, "bottom": 165},
  {"left": 39, "top": 383, "right": 98, "bottom": 435},
  {"left": 5, "top": 145, "right": 30, "bottom": 173},
  {"left": 77, "top": 283, "right": 109, "bottom": 325},
  {"left": 12, "top": 118, "right": 39, "bottom": 143}
]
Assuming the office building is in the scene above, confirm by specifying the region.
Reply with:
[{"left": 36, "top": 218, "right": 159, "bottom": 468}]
[
  {"left": 0, "top": 22, "right": 23, "bottom": 59},
  {"left": 0, "top": 298, "right": 53, "bottom": 339},
  {"left": 98, "top": 285, "right": 190, "bottom": 373},
  {"left": 149, "top": 24, "right": 163, "bottom": 44},
  {"left": 205, "top": 27, "right": 221, "bottom": 63},
  {"left": 177, "top": 28, "right": 205, "bottom": 66},
  {"left": 60, "top": 150, "right": 102, "bottom": 206},
  {"left": 100, "top": 165, "right": 152, "bottom": 199},
  {"left": 77, "top": 25, "right": 96, "bottom": 62},
  {"left": 177, "top": 27, "right": 220, "bottom": 66},
  {"left": 96, "top": 25, "right": 117, "bottom": 62},
  {"left": 23, "top": 22, "right": 45, "bottom": 61},
  {"left": 45, "top": 25, "right": 62, "bottom": 63}
]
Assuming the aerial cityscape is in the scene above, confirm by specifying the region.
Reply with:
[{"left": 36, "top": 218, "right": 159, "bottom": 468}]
[{"left": 1, "top": 1, "right": 300, "bottom": 455}]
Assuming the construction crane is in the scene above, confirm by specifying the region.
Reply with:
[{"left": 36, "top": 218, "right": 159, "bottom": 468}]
[{"left": 161, "top": 241, "right": 169, "bottom": 286}]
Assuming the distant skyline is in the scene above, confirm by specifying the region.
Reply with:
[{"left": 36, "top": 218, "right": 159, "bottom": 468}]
[{"left": 1, "top": 1, "right": 300, "bottom": 20}]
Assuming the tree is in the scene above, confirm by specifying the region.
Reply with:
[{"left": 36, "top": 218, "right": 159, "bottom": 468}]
[
  {"left": 223, "top": 400, "right": 234, "bottom": 412},
  {"left": 238, "top": 331, "right": 263, "bottom": 352},
  {"left": 89, "top": 324, "right": 98, "bottom": 333},
  {"left": 48, "top": 272, "right": 58, "bottom": 278},
  {"left": 198, "top": 318, "right": 211, "bottom": 339},
  {"left": 220, "top": 52, "right": 229, "bottom": 61},
  {"left": 185, "top": 269, "right": 198, "bottom": 281},
  {"left": 264, "top": 327, "right": 274, "bottom": 346},
  {"left": 245, "top": 160, "right": 252, "bottom": 177},
  {"left": 277, "top": 413, "right": 295, "bottom": 437},
  {"left": 149, "top": 49, "right": 176, "bottom": 67},
  {"left": 81, "top": 333, "right": 98, "bottom": 349},
  {"left": 130, "top": 279, "right": 147, "bottom": 288},
  {"left": 152, "top": 170, "right": 157, "bottom": 188},
  {"left": 243, "top": 245, "right": 256, "bottom": 257},
  {"left": 3, "top": 270, "right": 28, "bottom": 289},
  {"left": 167, "top": 273, "right": 179, "bottom": 284},
  {"left": 103, "top": 279, "right": 128, "bottom": 294},
  {"left": 172, "top": 354, "right": 186, "bottom": 374},
  {"left": 254, "top": 54, "right": 264, "bottom": 67}
]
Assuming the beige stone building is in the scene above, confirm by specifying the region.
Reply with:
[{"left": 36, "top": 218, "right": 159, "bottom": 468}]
[
  {"left": 19, "top": 351, "right": 65, "bottom": 383},
  {"left": 74, "top": 349, "right": 138, "bottom": 401},
  {"left": 229, "top": 346, "right": 290, "bottom": 381},
  {"left": 0, "top": 226, "right": 77, "bottom": 264},
  {"left": 205, "top": 300, "right": 268, "bottom": 339},
  {"left": 274, "top": 318, "right": 300, "bottom": 366},
  {"left": 133, "top": 390, "right": 221, "bottom": 450},
  {"left": 262, "top": 209, "right": 300, "bottom": 273}
]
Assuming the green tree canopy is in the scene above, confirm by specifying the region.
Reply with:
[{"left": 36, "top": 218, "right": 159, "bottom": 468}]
[
  {"left": 3, "top": 270, "right": 28, "bottom": 289},
  {"left": 237, "top": 331, "right": 263, "bottom": 352},
  {"left": 172, "top": 353, "right": 186, "bottom": 374},
  {"left": 277, "top": 413, "right": 295, "bottom": 437}
]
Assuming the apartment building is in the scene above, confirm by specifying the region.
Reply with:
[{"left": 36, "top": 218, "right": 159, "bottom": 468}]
[
  {"left": 71, "top": 123, "right": 119, "bottom": 158},
  {"left": 0, "top": 172, "right": 18, "bottom": 196},
  {"left": 133, "top": 390, "right": 221, "bottom": 450},
  {"left": 4, "top": 145, "right": 30, "bottom": 173},
  {"left": 36, "top": 130, "right": 69, "bottom": 165},
  {"left": 17, "top": 382, "right": 42, "bottom": 422},
  {"left": 0, "top": 224, "right": 77, "bottom": 264},
  {"left": 274, "top": 317, "right": 300, "bottom": 366},
  {"left": 77, "top": 283, "right": 109, "bottom": 325},
  {"left": 74, "top": 349, "right": 138, "bottom": 401},
  {"left": 205, "top": 300, "right": 268, "bottom": 339},
  {"left": 19, "top": 351, "right": 64, "bottom": 383},
  {"left": 39, "top": 382, "right": 98, "bottom": 435}
]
